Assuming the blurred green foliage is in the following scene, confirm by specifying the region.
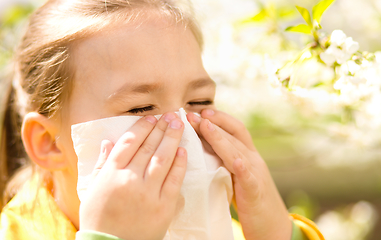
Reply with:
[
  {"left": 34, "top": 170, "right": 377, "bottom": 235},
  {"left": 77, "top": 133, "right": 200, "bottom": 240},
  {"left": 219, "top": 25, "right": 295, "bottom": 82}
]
[
  {"left": 285, "top": 0, "right": 335, "bottom": 41},
  {"left": 1, "top": 4, "right": 34, "bottom": 28},
  {"left": 236, "top": 2, "right": 299, "bottom": 51},
  {"left": 0, "top": 3, "right": 35, "bottom": 69},
  {"left": 287, "top": 190, "right": 319, "bottom": 220},
  {"left": 240, "top": 3, "right": 297, "bottom": 25}
]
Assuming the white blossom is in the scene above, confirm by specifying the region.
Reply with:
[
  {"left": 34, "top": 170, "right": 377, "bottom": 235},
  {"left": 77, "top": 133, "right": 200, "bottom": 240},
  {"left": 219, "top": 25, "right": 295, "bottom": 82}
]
[
  {"left": 346, "top": 60, "right": 361, "bottom": 74},
  {"left": 375, "top": 51, "right": 381, "bottom": 63},
  {"left": 192, "top": 0, "right": 381, "bottom": 168},
  {"left": 343, "top": 37, "right": 359, "bottom": 54},
  {"left": 333, "top": 76, "right": 347, "bottom": 90},
  {"left": 320, "top": 30, "right": 360, "bottom": 65},
  {"left": 330, "top": 30, "right": 347, "bottom": 46},
  {"left": 320, "top": 46, "right": 340, "bottom": 65}
]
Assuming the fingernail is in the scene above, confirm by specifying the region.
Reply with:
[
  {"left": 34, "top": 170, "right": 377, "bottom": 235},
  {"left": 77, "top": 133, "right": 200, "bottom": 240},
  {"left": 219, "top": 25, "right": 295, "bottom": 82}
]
[
  {"left": 205, "top": 109, "right": 215, "bottom": 116},
  {"left": 206, "top": 119, "right": 215, "bottom": 131},
  {"left": 177, "top": 148, "right": 186, "bottom": 157},
  {"left": 100, "top": 140, "right": 107, "bottom": 154},
  {"left": 145, "top": 116, "right": 157, "bottom": 124},
  {"left": 164, "top": 113, "right": 176, "bottom": 123},
  {"left": 192, "top": 113, "right": 201, "bottom": 123},
  {"left": 170, "top": 119, "right": 183, "bottom": 129}
]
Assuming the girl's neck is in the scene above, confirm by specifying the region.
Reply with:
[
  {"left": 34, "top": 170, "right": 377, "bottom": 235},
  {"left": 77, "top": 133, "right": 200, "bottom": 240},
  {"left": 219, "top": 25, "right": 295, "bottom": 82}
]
[{"left": 53, "top": 170, "right": 80, "bottom": 229}]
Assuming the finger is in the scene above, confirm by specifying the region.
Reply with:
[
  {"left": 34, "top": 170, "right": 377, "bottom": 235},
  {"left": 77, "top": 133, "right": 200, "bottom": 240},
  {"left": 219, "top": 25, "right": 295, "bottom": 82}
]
[
  {"left": 232, "top": 158, "right": 259, "bottom": 200},
  {"left": 145, "top": 118, "right": 184, "bottom": 189},
  {"left": 217, "top": 125, "right": 249, "bottom": 154},
  {"left": 107, "top": 115, "right": 157, "bottom": 169},
  {"left": 128, "top": 112, "right": 177, "bottom": 177},
  {"left": 161, "top": 147, "right": 187, "bottom": 200},
  {"left": 199, "top": 118, "right": 246, "bottom": 173},
  {"left": 187, "top": 112, "right": 217, "bottom": 154},
  {"left": 201, "top": 109, "right": 255, "bottom": 151},
  {"left": 186, "top": 112, "right": 202, "bottom": 137},
  {"left": 188, "top": 112, "right": 248, "bottom": 154},
  {"left": 92, "top": 140, "right": 114, "bottom": 180}
]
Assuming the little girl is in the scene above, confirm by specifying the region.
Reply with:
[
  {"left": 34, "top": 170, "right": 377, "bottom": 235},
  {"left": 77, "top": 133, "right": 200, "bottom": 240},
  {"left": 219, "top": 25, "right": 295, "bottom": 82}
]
[{"left": 0, "top": 0, "right": 323, "bottom": 239}]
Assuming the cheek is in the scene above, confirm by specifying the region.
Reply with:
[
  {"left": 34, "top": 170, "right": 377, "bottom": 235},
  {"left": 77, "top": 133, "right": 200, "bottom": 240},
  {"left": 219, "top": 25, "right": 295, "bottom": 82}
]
[
  {"left": 58, "top": 124, "right": 79, "bottom": 176},
  {"left": 65, "top": 145, "right": 79, "bottom": 176},
  {"left": 186, "top": 104, "right": 217, "bottom": 114}
]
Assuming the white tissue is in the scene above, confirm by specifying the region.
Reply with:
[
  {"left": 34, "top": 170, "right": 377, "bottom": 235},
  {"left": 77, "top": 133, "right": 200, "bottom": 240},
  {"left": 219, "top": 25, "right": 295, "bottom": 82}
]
[{"left": 71, "top": 108, "right": 234, "bottom": 240}]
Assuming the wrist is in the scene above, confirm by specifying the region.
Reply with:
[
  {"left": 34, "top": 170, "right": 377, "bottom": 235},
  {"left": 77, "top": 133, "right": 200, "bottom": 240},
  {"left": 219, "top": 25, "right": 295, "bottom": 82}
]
[{"left": 238, "top": 208, "right": 292, "bottom": 240}]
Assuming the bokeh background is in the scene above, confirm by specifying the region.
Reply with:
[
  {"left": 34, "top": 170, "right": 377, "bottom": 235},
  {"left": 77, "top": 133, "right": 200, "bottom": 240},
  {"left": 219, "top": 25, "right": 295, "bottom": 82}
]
[{"left": 1, "top": 0, "right": 381, "bottom": 239}]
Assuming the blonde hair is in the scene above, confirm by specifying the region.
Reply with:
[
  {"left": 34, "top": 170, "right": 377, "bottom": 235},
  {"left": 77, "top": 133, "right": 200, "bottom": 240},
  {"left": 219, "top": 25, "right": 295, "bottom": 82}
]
[{"left": 0, "top": 0, "right": 203, "bottom": 208}]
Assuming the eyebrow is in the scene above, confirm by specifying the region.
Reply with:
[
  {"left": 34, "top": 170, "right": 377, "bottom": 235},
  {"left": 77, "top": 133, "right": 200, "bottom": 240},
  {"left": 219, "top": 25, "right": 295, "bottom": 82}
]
[
  {"left": 107, "top": 82, "right": 160, "bottom": 102},
  {"left": 107, "top": 77, "right": 216, "bottom": 102},
  {"left": 131, "top": 83, "right": 161, "bottom": 94},
  {"left": 188, "top": 78, "right": 216, "bottom": 89}
]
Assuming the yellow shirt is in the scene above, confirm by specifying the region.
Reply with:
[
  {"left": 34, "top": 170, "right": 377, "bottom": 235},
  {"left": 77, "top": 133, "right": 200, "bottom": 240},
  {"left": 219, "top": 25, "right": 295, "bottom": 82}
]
[
  {"left": 0, "top": 179, "right": 244, "bottom": 240},
  {"left": 0, "top": 178, "right": 323, "bottom": 240},
  {"left": 0, "top": 179, "right": 77, "bottom": 239}
]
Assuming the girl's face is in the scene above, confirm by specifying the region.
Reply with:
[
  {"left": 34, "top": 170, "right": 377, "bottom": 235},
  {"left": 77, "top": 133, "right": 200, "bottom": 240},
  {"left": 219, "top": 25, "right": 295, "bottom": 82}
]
[
  {"left": 69, "top": 20, "right": 215, "bottom": 124},
  {"left": 54, "top": 17, "right": 215, "bottom": 226}
]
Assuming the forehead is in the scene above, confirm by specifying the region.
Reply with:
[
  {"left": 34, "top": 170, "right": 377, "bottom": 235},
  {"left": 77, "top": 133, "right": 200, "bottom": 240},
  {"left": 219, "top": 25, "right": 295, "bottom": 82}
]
[
  {"left": 71, "top": 17, "right": 202, "bottom": 83},
  {"left": 67, "top": 16, "right": 208, "bottom": 123}
]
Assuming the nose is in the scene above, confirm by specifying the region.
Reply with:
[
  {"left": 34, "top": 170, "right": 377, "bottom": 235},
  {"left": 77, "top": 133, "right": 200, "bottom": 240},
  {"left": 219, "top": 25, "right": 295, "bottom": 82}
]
[
  {"left": 160, "top": 107, "right": 183, "bottom": 115},
  {"left": 159, "top": 102, "right": 186, "bottom": 115}
]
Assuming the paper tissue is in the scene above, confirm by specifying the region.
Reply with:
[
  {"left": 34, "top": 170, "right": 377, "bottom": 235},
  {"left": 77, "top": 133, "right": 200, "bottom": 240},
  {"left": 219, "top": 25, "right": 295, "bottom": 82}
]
[{"left": 71, "top": 108, "right": 234, "bottom": 239}]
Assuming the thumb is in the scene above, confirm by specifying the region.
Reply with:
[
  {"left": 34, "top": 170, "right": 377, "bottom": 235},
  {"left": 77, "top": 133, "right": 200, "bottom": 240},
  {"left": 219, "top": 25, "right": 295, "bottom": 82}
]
[{"left": 91, "top": 139, "right": 114, "bottom": 181}]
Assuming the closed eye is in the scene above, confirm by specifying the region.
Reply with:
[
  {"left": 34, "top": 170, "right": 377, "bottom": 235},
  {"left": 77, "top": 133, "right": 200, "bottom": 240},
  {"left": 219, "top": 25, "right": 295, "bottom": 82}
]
[
  {"left": 188, "top": 100, "right": 213, "bottom": 106},
  {"left": 126, "top": 100, "right": 213, "bottom": 114},
  {"left": 127, "top": 105, "right": 155, "bottom": 114}
]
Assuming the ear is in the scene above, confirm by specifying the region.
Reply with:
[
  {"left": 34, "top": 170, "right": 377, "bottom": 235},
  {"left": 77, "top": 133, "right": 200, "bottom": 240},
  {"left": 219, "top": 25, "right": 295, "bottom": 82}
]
[{"left": 22, "top": 112, "right": 67, "bottom": 171}]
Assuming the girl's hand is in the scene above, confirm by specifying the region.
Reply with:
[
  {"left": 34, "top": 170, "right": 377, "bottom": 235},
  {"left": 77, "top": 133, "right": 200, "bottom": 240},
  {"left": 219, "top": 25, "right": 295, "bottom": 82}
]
[
  {"left": 187, "top": 110, "right": 292, "bottom": 240},
  {"left": 79, "top": 113, "right": 187, "bottom": 240}
]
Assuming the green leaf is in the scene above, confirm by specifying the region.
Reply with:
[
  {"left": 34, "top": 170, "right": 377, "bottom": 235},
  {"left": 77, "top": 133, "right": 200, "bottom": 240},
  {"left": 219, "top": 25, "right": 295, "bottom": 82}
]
[
  {"left": 240, "top": 8, "right": 268, "bottom": 24},
  {"left": 312, "top": 0, "right": 336, "bottom": 24},
  {"left": 1, "top": 4, "right": 34, "bottom": 28},
  {"left": 296, "top": 6, "right": 312, "bottom": 27},
  {"left": 285, "top": 24, "right": 311, "bottom": 34},
  {"left": 277, "top": 7, "right": 298, "bottom": 20}
]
